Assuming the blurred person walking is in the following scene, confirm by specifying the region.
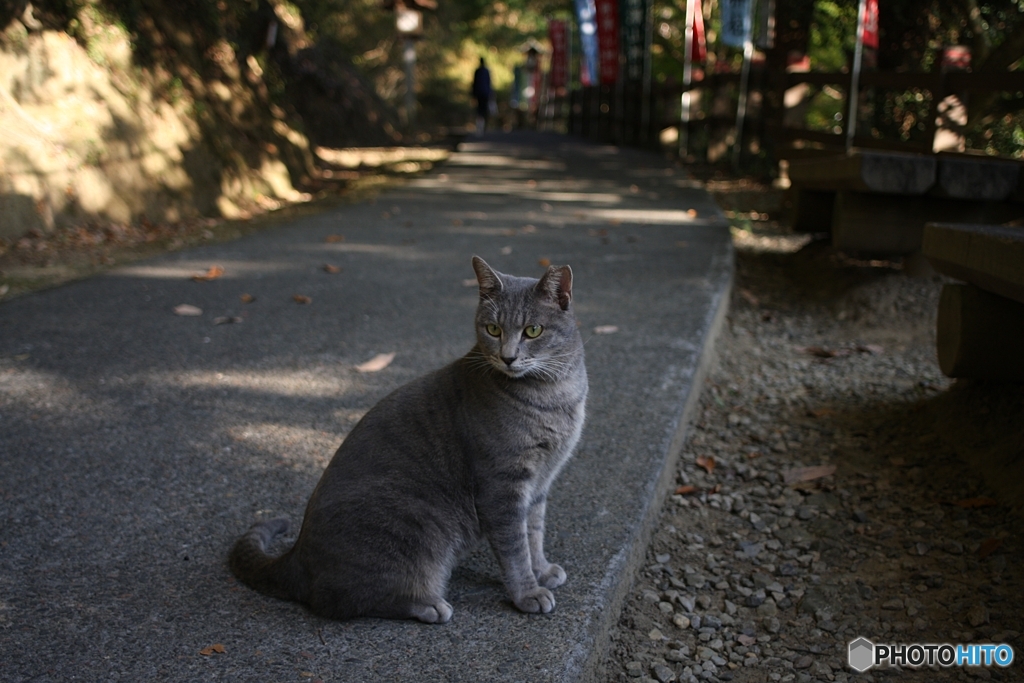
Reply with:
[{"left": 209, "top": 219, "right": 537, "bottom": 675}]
[{"left": 472, "top": 57, "right": 493, "bottom": 133}]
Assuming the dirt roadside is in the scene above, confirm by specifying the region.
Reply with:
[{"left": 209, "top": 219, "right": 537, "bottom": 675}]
[{"left": 605, "top": 174, "right": 1024, "bottom": 683}]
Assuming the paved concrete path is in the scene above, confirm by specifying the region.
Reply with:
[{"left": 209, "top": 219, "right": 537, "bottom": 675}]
[{"left": 0, "top": 132, "right": 731, "bottom": 682}]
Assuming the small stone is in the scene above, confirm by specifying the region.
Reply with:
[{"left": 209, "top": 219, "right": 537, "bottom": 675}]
[
  {"left": 757, "top": 599, "right": 778, "bottom": 618},
  {"left": 739, "top": 541, "right": 763, "bottom": 558},
  {"left": 703, "top": 615, "right": 722, "bottom": 630},
  {"left": 915, "top": 542, "right": 930, "bottom": 555},
  {"left": 967, "top": 604, "right": 989, "bottom": 627},
  {"left": 626, "top": 661, "right": 644, "bottom": 678},
  {"left": 667, "top": 648, "right": 690, "bottom": 663},
  {"left": 943, "top": 540, "right": 964, "bottom": 555},
  {"left": 659, "top": 601, "right": 675, "bottom": 615},
  {"left": 679, "top": 595, "right": 696, "bottom": 612},
  {"left": 673, "top": 613, "right": 691, "bottom": 629},
  {"left": 810, "top": 661, "right": 832, "bottom": 677},
  {"left": 649, "top": 628, "right": 666, "bottom": 640},
  {"left": 794, "top": 655, "right": 813, "bottom": 669},
  {"left": 778, "top": 563, "right": 799, "bottom": 577},
  {"left": 657, "top": 553, "right": 672, "bottom": 564},
  {"left": 696, "top": 594, "right": 713, "bottom": 610},
  {"left": 652, "top": 663, "right": 677, "bottom": 683},
  {"left": 881, "top": 598, "right": 903, "bottom": 610},
  {"left": 643, "top": 590, "right": 661, "bottom": 603}
]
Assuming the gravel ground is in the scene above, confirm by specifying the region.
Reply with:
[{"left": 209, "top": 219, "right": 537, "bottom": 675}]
[{"left": 605, "top": 220, "right": 1024, "bottom": 682}]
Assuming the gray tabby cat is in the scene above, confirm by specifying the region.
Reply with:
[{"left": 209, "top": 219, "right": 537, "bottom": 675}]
[{"left": 230, "top": 256, "right": 587, "bottom": 623}]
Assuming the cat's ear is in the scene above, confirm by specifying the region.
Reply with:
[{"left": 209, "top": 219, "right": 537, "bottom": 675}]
[
  {"left": 472, "top": 256, "right": 503, "bottom": 296},
  {"left": 536, "top": 264, "right": 573, "bottom": 311}
]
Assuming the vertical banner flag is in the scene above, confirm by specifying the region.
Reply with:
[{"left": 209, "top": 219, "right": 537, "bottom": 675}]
[
  {"left": 574, "top": 0, "right": 599, "bottom": 85},
  {"left": 861, "top": 0, "right": 879, "bottom": 48},
  {"left": 549, "top": 20, "right": 568, "bottom": 88},
  {"left": 595, "top": 0, "right": 620, "bottom": 85},
  {"left": 620, "top": 0, "right": 649, "bottom": 80},
  {"left": 720, "top": 0, "right": 751, "bottom": 48},
  {"left": 691, "top": 0, "right": 706, "bottom": 62}
]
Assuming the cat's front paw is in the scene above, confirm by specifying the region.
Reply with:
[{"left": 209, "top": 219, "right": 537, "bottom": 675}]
[
  {"left": 535, "top": 563, "right": 566, "bottom": 589},
  {"left": 409, "top": 599, "right": 454, "bottom": 624},
  {"left": 513, "top": 586, "right": 555, "bottom": 614}
]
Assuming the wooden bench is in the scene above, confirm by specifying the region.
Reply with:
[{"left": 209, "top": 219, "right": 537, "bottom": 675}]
[
  {"left": 788, "top": 151, "right": 1023, "bottom": 254},
  {"left": 922, "top": 222, "right": 1024, "bottom": 380}
]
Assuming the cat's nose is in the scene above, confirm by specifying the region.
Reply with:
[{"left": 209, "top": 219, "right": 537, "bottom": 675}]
[{"left": 501, "top": 356, "right": 517, "bottom": 366}]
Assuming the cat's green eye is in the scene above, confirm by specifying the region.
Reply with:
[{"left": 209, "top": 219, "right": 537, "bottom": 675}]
[
  {"left": 523, "top": 324, "right": 543, "bottom": 339},
  {"left": 485, "top": 323, "right": 502, "bottom": 337}
]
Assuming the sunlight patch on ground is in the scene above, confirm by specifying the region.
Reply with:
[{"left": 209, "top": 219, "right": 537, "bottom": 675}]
[
  {"left": 111, "top": 261, "right": 294, "bottom": 280},
  {"left": 0, "top": 365, "right": 82, "bottom": 406},
  {"left": 583, "top": 208, "right": 722, "bottom": 225},
  {"left": 227, "top": 422, "right": 341, "bottom": 469},
  {"left": 730, "top": 227, "right": 813, "bottom": 253},
  {"left": 444, "top": 154, "right": 566, "bottom": 171},
  {"left": 170, "top": 368, "right": 356, "bottom": 399},
  {"left": 315, "top": 146, "right": 450, "bottom": 169},
  {"left": 407, "top": 177, "right": 625, "bottom": 204}
]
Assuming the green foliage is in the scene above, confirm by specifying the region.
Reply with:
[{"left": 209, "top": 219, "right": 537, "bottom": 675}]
[{"left": 809, "top": 0, "right": 856, "bottom": 71}]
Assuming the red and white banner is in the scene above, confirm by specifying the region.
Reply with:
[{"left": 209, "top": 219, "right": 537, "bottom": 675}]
[
  {"left": 549, "top": 20, "right": 568, "bottom": 88},
  {"left": 595, "top": 0, "right": 620, "bottom": 84},
  {"left": 861, "top": 0, "right": 879, "bottom": 49},
  {"left": 691, "top": 0, "right": 706, "bottom": 63}
]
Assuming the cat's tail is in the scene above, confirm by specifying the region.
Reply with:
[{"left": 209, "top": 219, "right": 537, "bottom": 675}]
[{"left": 229, "top": 518, "right": 307, "bottom": 602}]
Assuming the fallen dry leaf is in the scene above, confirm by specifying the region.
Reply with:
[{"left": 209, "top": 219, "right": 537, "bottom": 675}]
[
  {"left": 240, "top": 293, "right": 255, "bottom": 304},
  {"left": 173, "top": 304, "right": 203, "bottom": 316},
  {"left": 538, "top": 258, "right": 551, "bottom": 267},
  {"left": 675, "top": 485, "right": 698, "bottom": 495},
  {"left": 324, "top": 234, "right": 345, "bottom": 243},
  {"left": 322, "top": 264, "right": 341, "bottom": 274},
  {"left": 978, "top": 538, "right": 1004, "bottom": 558},
  {"left": 191, "top": 265, "right": 224, "bottom": 282},
  {"left": 783, "top": 464, "right": 837, "bottom": 485},
  {"left": 952, "top": 497, "right": 998, "bottom": 509},
  {"left": 807, "top": 407, "right": 836, "bottom": 418},
  {"left": 293, "top": 295, "right": 312, "bottom": 304},
  {"left": 355, "top": 352, "right": 396, "bottom": 373},
  {"left": 593, "top": 325, "right": 619, "bottom": 334},
  {"left": 199, "top": 644, "right": 226, "bottom": 656},
  {"left": 695, "top": 455, "right": 716, "bottom": 474},
  {"left": 800, "top": 346, "right": 851, "bottom": 359}
]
